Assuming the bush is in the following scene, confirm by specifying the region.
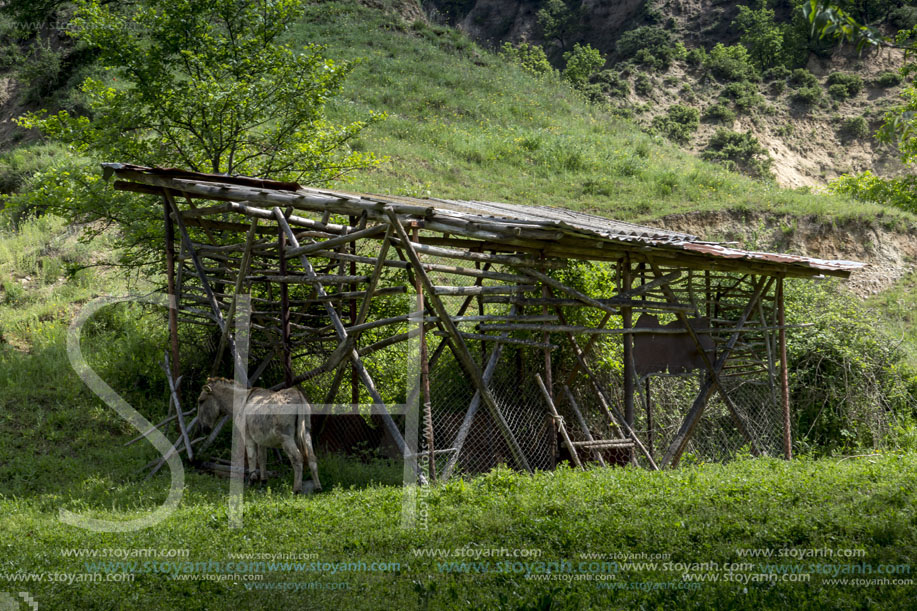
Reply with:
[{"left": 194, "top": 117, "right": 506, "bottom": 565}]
[
  {"left": 18, "top": 38, "right": 64, "bottom": 105},
  {"left": 890, "top": 5, "right": 917, "bottom": 29},
  {"left": 562, "top": 42, "right": 605, "bottom": 87},
  {"left": 827, "top": 82, "right": 850, "bottom": 100},
  {"left": 651, "top": 104, "right": 700, "bottom": 144},
  {"left": 790, "top": 85, "right": 821, "bottom": 105},
  {"left": 701, "top": 129, "right": 772, "bottom": 178},
  {"left": 826, "top": 72, "right": 863, "bottom": 100},
  {"left": 874, "top": 70, "right": 902, "bottom": 88},
  {"left": 838, "top": 116, "right": 869, "bottom": 141},
  {"left": 593, "top": 69, "right": 628, "bottom": 97},
  {"left": 685, "top": 47, "right": 706, "bottom": 67},
  {"left": 616, "top": 25, "right": 683, "bottom": 70},
  {"left": 634, "top": 73, "right": 652, "bottom": 96},
  {"left": 499, "top": 42, "right": 554, "bottom": 76},
  {"left": 704, "top": 43, "right": 758, "bottom": 82},
  {"left": 788, "top": 68, "right": 818, "bottom": 88},
  {"left": 762, "top": 65, "right": 791, "bottom": 82},
  {"left": 732, "top": 3, "right": 785, "bottom": 70},
  {"left": 785, "top": 280, "right": 917, "bottom": 453},
  {"left": 703, "top": 102, "right": 736, "bottom": 124},
  {"left": 719, "top": 81, "right": 763, "bottom": 112}
]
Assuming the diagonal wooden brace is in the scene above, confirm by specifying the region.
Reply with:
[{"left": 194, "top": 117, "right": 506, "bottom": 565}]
[
  {"left": 273, "top": 209, "right": 424, "bottom": 483},
  {"left": 385, "top": 208, "right": 532, "bottom": 473},
  {"left": 654, "top": 268, "right": 774, "bottom": 468}
]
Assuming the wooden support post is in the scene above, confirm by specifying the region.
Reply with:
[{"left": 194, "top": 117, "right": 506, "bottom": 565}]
[
  {"left": 163, "top": 191, "right": 238, "bottom": 368},
  {"left": 386, "top": 208, "right": 532, "bottom": 473},
  {"left": 279, "top": 221, "right": 293, "bottom": 387},
  {"left": 536, "top": 374, "right": 582, "bottom": 469},
  {"left": 163, "top": 198, "right": 181, "bottom": 384},
  {"left": 645, "top": 377, "right": 653, "bottom": 458},
  {"left": 210, "top": 219, "right": 258, "bottom": 378},
  {"left": 621, "top": 256, "right": 635, "bottom": 464},
  {"left": 778, "top": 275, "right": 792, "bottom": 460},
  {"left": 413, "top": 226, "right": 436, "bottom": 481},
  {"left": 273, "top": 209, "right": 423, "bottom": 482},
  {"left": 562, "top": 385, "right": 606, "bottom": 467},
  {"left": 350, "top": 218, "right": 359, "bottom": 410},
  {"left": 540, "top": 255, "right": 556, "bottom": 466},
  {"left": 658, "top": 274, "right": 772, "bottom": 468}
]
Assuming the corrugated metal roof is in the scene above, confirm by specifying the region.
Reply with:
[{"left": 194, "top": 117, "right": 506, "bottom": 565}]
[{"left": 102, "top": 163, "right": 866, "bottom": 277}]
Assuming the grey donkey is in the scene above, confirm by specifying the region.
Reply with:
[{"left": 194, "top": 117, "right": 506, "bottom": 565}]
[{"left": 196, "top": 377, "right": 321, "bottom": 493}]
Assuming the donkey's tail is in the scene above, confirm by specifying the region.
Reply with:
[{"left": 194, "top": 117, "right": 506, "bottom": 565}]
[{"left": 294, "top": 388, "right": 309, "bottom": 458}]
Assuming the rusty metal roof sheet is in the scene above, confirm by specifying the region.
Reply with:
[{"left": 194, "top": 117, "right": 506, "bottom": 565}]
[{"left": 102, "top": 163, "right": 866, "bottom": 277}]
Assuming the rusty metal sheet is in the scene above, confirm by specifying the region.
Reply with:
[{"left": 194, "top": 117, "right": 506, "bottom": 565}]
[
  {"left": 102, "top": 162, "right": 866, "bottom": 276},
  {"left": 682, "top": 242, "right": 866, "bottom": 274},
  {"left": 633, "top": 314, "right": 715, "bottom": 377}
]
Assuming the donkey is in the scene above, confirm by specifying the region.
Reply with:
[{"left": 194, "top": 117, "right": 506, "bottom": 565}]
[{"left": 196, "top": 377, "right": 321, "bottom": 493}]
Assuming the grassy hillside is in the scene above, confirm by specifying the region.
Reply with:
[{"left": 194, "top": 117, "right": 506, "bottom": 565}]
[{"left": 287, "top": 1, "right": 913, "bottom": 226}]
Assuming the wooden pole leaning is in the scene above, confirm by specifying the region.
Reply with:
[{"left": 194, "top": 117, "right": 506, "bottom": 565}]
[
  {"left": 535, "top": 373, "right": 582, "bottom": 469},
  {"left": 272, "top": 208, "right": 425, "bottom": 483},
  {"left": 658, "top": 273, "right": 773, "bottom": 468},
  {"left": 385, "top": 208, "right": 532, "bottom": 473}
]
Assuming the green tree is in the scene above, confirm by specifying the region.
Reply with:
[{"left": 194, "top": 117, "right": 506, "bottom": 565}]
[
  {"left": 561, "top": 43, "right": 604, "bottom": 87},
  {"left": 537, "top": 0, "right": 585, "bottom": 52},
  {"left": 733, "top": 2, "right": 785, "bottom": 70},
  {"left": 8, "top": 0, "right": 382, "bottom": 265}
]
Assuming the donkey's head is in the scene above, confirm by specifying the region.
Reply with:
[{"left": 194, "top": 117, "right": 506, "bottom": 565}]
[{"left": 196, "top": 379, "right": 224, "bottom": 432}]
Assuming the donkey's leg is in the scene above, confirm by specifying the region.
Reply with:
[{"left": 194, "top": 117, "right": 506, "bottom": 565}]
[
  {"left": 281, "top": 437, "right": 304, "bottom": 494},
  {"left": 257, "top": 445, "right": 268, "bottom": 483},
  {"left": 245, "top": 438, "right": 259, "bottom": 485},
  {"left": 302, "top": 430, "right": 321, "bottom": 492}
]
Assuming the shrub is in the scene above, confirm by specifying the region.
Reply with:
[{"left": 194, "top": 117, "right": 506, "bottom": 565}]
[
  {"left": 701, "top": 129, "right": 772, "bottom": 178},
  {"left": 651, "top": 104, "right": 700, "bottom": 144},
  {"left": 499, "top": 42, "right": 553, "bottom": 76},
  {"left": 703, "top": 102, "right": 736, "bottom": 124},
  {"left": 18, "top": 38, "right": 63, "bottom": 105},
  {"left": 874, "top": 70, "right": 902, "bottom": 88},
  {"left": 704, "top": 43, "right": 758, "bottom": 82},
  {"left": 826, "top": 72, "right": 863, "bottom": 100},
  {"left": 770, "top": 80, "right": 786, "bottom": 95},
  {"left": 634, "top": 73, "right": 652, "bottom": 96},
  {"left": 562, "top": 42, "right": 605, "bottom": 87},
  {"left": 616, "top": 25, "right": 683, "bottom": 70},
  {"left": 890, "top": 5, "right": 917, "bottom": 29},
  {"left": 790, "top": 85, "right": 821, "bottom": 105},
  {"left": 762, "top": 65, "right": 791, "bottom": 82},
  {"left": 789, "top": 68, "right": 818, "bottom": 88},
  {"left": 593, "top": 69, "right": 629, "bottom": 97},
  {"left": 827, "top": 82, "right": 850, "bottom": 100},
  {"left": 838, "top": 116, "right": 869, "bottom": 141},
  {"left": 720, "top": 81, "right": 763, "bottom": 112},
  {"left": 685, "top": 47, "right": 706, "bottom": 66},
  {"left": 732, "top": 3, "right": 785, "bottom": 70}
]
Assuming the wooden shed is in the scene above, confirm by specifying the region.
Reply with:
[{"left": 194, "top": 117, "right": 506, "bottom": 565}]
[{"left": 104, "top": 163, "right": 864, "bottom": 480}]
